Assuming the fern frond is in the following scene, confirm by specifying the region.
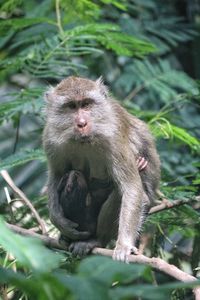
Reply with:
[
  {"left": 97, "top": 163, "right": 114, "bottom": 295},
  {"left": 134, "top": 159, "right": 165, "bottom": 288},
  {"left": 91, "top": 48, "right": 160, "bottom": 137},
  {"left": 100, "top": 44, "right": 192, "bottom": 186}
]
[
  {"left": 65, "top": 23, "right": 156, "bottom": 57},
  {"left": 61, "top": 0, "right": 126, "bottom": 22},
  {"left": 0, "top": 17, "right": 55, "bottom": 33},
  {"left": 116, "top": 58, "right": 197, "bottom": 103},
  {"left": 0, "top": 149, "right": 45, "bottom": 170}
]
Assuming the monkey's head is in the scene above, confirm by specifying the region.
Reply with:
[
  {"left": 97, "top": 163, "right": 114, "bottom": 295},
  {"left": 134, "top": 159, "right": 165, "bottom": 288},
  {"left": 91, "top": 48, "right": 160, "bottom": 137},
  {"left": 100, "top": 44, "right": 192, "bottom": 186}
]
[{"left": 45, "top": 76, "right": 116, "bottom": 144}]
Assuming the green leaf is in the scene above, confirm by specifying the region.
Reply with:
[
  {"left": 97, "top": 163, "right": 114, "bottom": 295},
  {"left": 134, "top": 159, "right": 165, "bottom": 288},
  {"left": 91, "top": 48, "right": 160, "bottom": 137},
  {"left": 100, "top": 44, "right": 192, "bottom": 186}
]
[
  {"left": 56, "top": 273, "right": 110, "bottom": 300},
  {"left": 78, "top": 256, "right": 146, "bottom": 285},
  {"left": 0, "top": 217, "right": 62, "bottom": 272}
]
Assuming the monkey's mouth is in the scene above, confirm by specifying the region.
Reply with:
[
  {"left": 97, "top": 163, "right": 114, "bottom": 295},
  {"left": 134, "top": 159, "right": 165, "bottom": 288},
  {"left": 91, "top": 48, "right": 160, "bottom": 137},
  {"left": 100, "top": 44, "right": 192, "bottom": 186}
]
[{"left": 73, "top": 128, "right": 93, "bottom": 142}]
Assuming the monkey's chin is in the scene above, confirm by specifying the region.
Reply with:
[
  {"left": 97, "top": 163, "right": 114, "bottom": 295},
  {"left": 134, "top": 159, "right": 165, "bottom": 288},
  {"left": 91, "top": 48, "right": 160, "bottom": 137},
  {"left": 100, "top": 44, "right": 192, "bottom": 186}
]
[{"left": 73, "top": 134, "right": 93, "bottom": 143}]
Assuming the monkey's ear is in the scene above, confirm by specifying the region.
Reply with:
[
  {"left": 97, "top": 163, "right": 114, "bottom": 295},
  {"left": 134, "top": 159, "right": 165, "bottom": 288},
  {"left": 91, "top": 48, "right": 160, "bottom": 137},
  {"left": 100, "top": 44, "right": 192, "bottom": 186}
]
[
  {"left": 44, "top": 88, "right": 54, "bottom": 102},
  {"left": 96, "top": 76, "right": 108, "bottom": 97}
]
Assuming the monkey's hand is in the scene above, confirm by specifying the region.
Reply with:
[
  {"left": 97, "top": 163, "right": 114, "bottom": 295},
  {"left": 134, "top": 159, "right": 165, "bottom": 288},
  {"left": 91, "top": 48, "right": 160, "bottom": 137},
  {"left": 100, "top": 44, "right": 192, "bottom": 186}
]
[
  {"left": 49, "top": 211, "right": 91, "bottom": 240},
  {"left": 113, "top": 241, "right": 139, "bottom": 263},
  {"left": 63, "top": 227, "right": 91, "bottom": 241}
]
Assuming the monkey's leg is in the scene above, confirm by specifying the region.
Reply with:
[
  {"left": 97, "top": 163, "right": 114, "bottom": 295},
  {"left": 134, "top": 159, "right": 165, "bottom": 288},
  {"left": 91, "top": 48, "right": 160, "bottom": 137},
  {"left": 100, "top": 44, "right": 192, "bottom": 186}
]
[{"left": 96, "top": 190, "right": 120, "bottom": 247}]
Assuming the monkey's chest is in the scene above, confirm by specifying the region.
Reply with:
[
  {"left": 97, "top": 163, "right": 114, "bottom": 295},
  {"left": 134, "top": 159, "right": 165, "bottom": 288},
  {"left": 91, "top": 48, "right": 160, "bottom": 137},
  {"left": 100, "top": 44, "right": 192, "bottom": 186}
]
[
  {"left": 68, "top": 146, "right": 109, "bottom": 182},
  {"left": 71, "top": 155, "right": 108, "bottom": 180}
]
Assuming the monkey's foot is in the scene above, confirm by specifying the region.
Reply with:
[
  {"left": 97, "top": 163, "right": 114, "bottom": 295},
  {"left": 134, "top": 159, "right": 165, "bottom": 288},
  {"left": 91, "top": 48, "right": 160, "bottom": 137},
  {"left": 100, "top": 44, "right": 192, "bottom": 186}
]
[
  {"left": 113, "top": 244, "right": 139, "bottom": 263},
  {"left": 69, "top": 240, "right": 101, "bottom": 257}
]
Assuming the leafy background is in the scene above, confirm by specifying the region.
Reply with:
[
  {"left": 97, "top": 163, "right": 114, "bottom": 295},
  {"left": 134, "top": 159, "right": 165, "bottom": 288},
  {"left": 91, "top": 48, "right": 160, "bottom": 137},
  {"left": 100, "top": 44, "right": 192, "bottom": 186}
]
[{"left": 0, "top": 0, "right": 200, "bottom": 299}]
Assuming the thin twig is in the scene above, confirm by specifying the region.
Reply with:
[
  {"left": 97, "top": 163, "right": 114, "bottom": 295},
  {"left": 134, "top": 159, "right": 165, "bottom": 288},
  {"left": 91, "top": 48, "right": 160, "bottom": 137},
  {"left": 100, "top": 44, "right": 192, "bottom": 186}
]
[
  {"left": 5, "top": 222, "right": 200, "bottom": 300},
  {"left": 4, "top": 187, "right": 15, "bottom": 223},
  {"left": 1, "top": 170, "right": 47, "bottom": 235},
  {"left": 125, "top": 84, "right": 145, "bottom": 101},
  {"left": 149, "top": 196, "right": 200, "bottom": 215},
  {"left": 55, "top": 0, "right": 64, "bottom": 36}
]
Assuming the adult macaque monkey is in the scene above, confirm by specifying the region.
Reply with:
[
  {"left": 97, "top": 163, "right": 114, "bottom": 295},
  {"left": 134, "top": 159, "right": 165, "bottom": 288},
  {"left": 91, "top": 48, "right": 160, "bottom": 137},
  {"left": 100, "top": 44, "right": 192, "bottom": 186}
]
[{"left": 43, "top": 76, "right": 160, "bottom": 262}]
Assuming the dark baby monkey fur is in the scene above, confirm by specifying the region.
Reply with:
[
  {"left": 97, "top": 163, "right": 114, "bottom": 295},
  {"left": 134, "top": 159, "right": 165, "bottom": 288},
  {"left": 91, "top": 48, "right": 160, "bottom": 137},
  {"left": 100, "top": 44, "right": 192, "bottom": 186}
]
[
  {"left": 43, "top": 76, "right": 160, "bottom": 262},
  {"left": 57, "top": 170, "right": 113, "bottom": 235}
]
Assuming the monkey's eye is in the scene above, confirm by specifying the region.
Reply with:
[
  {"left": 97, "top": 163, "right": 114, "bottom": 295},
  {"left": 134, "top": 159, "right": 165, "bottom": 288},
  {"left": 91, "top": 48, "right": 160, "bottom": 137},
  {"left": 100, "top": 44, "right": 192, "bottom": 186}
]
[
  {"left": 66, "top": 102, "right": 76, "bottom": 110},
  {"left": 81, "top": 99, "right": 92, "bottom": 109}
]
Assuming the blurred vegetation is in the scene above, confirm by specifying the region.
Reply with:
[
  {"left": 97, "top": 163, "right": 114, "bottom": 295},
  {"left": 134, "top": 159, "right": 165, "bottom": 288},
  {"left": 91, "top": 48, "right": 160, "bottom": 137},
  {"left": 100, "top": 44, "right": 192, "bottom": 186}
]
[{"left": 0, "top": 0, "right": 200, "bottom": 299}]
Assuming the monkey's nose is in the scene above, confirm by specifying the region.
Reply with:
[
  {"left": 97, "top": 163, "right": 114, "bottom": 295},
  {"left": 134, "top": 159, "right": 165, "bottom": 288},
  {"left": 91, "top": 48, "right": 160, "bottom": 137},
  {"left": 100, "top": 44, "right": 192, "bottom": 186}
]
[{"left": 77, "top": 118, "right": 87, "bottom": 128}]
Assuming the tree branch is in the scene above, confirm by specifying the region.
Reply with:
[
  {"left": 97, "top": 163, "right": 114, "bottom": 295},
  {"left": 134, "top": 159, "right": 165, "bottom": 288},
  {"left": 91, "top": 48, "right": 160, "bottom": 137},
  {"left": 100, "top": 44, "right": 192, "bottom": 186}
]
[
  {"left": 5, "top": 222, "right": 200, "bottom": 300},
  {"left": 1, "top": 170, "right": 47, "bottom": 235}
]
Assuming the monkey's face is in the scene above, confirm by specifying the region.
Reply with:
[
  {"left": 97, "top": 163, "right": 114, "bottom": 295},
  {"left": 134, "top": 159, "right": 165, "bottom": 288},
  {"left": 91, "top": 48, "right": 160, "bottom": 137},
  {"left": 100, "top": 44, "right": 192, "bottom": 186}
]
[
  {"left": 61, "top": 98, "right": 94, "bottom": 140},
  {"left": 45, "top": 77, "right": 117, "bottom": 143}
]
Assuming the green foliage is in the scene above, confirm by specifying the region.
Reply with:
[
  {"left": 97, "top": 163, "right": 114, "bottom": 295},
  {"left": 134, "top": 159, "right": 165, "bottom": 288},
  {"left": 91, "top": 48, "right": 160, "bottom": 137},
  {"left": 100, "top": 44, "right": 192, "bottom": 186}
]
[
  {"left": 0, "top": 6, "right": 155, "bottom": 80},
  {"left": 116, "top": 58, "right": 198, "bottom": 104},
  {"left": 149, "top": 118, "right": 200, "bottom": 152},
  {"left": 0, "top": 88, "right": 44, "bottom": 124},
  {"left": 0, "top": 0, "right": 23, "bottom": 14}
]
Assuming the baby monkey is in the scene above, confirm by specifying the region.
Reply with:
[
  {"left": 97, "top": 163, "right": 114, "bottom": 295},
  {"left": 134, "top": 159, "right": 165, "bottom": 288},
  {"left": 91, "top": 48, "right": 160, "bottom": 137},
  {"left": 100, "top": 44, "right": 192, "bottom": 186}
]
[
  {"left": 57, "top": 170, "right": 113, "bottom": 254},
  {"left": 57, "top": 170, "right": 113, "bottom": 235}
]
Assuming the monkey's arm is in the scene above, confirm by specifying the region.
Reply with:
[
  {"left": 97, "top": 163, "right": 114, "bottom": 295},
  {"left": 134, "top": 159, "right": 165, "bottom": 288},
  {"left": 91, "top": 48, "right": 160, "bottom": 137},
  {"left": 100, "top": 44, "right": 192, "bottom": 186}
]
[
  {"left": 112, "top": 159, "right": 146, "bottom": 262},
  {"left": 48, "top": 174, "right": 90, "bottom": 240}
]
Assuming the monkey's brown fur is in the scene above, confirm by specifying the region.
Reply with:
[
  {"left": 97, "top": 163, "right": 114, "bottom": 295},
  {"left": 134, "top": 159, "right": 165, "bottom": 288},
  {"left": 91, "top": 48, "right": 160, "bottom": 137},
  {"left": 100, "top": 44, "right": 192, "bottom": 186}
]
[{"left": 43, "top": 76, "right": 160, "bottom": 262}]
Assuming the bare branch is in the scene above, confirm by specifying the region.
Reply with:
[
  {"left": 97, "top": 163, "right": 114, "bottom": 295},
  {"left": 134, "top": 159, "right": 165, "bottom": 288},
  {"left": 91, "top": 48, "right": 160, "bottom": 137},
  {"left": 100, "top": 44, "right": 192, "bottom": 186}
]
[
  {"left": 149, "top": 196, "right": 200, "bottom": 215},
  {"left": 1, "top": 170, "right": 47, "bottom": 235}
]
